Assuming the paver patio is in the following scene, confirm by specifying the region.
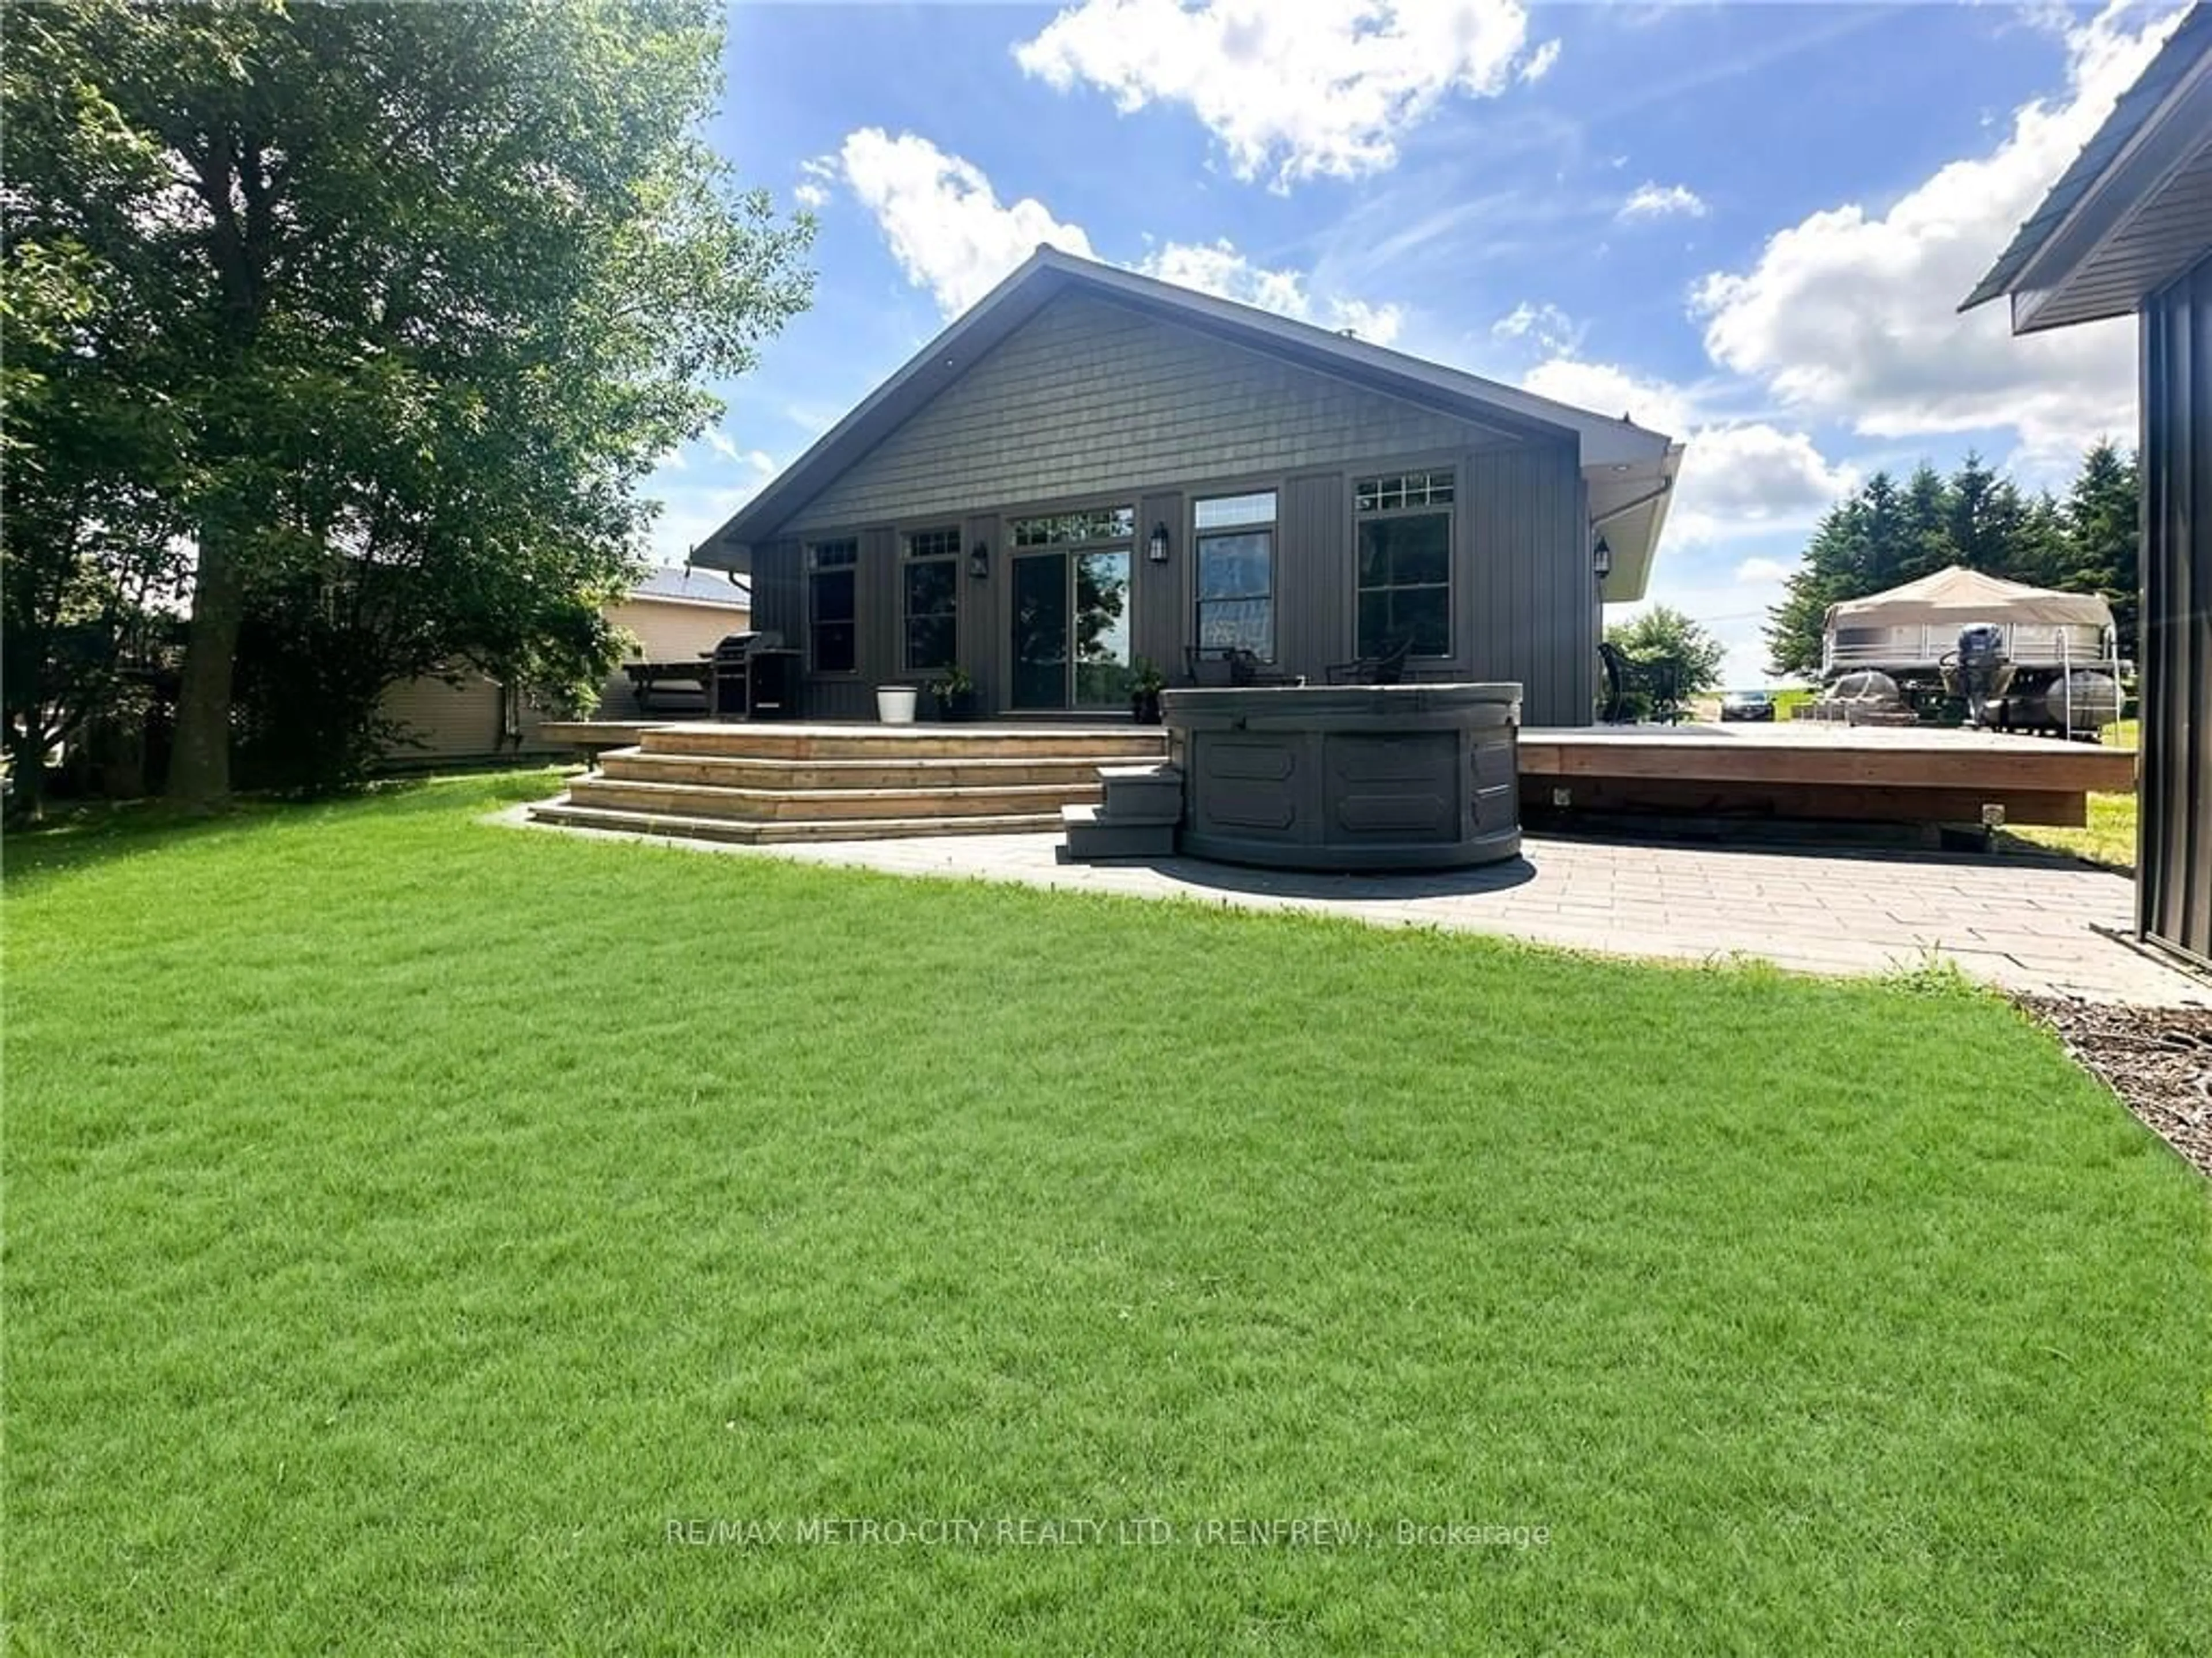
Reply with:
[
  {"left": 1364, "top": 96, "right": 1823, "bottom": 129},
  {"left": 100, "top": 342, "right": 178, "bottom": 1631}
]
[{"left": 504, "top": 806, "right": 2210, "bottom": 1006}]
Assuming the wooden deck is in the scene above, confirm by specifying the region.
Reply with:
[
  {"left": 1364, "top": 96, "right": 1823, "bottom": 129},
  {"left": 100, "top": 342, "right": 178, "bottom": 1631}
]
[
  {"left": 529, "top": 720, "right": 1168, "bottom": 843},
  {"left": 537, "top": 718, "right": 2137, "bottom": 833},
  {"left": 1520, "top": 722, "right": 2136, "bottom": 827}
]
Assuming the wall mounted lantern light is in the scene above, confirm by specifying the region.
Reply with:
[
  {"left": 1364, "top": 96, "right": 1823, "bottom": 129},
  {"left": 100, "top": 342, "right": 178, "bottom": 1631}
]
[
  {"left": 1147, "top": 521, "right": 1172, "bottom": 564},
  {"left": 968, "top": 541, "right": 990, "bottom": 581},
  {"left": 1592, "top": 536, "right": 1613, "bottom": 582}
]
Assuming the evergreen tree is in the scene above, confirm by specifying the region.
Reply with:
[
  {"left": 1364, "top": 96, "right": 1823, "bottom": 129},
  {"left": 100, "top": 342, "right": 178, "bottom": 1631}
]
[
  {"left": 1763, "top": 447, "right": 2140, "bottom": 678},
  {"left": 2061, "top": 441, "right": 2141, "bottom": 651}
]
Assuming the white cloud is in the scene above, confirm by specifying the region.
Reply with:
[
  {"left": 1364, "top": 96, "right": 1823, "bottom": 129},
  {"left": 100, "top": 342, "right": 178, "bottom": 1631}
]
[
  {"left": 832, "top": 129, "right": 1403, "bottom": 343},
  {"left": 1138, "top": 238, "right": 1404, "bottom": 344},
  {"left": 1734, "top": 556, "right": 1793, "bottom": 585},
  {"left": 643, "top": 449, "right": 780, "bottom": 567},
  {"left": 837, "top": 127, "right": 1096, "bottom": 316},
  {"left": 1670, "top": 423, "right": 1858, "bottom": 542},
  {"left": 794, "top": 155, "right": 838, "bottom": 211},
  {"left": 1520, "top": 38, "right": 1561, "bottom": 84},
  {"left": 1618, "top": 181, "right": 1708, "bottom": 221},
  {"left": 702, "top": 428, "right": 739, "bottom": 461},
  {"left": 1490, "top": 299, "right": 1580, "bottom": 354},
  {"left": 1013, "top": 0, "right": 1547, "bottom": 189},
  {"left": 1523, "top": 355, "right": 1855, "bottom": 546},
  {"left": 1692, "top": 2, "right": 2184, "bottom": 456},
  {"left": 1522, "top": 355, "right": 1695, "bottom": 436}
]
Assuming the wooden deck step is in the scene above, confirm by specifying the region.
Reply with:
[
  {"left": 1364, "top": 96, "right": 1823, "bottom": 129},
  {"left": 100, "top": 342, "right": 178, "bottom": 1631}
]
[
  {"left": 565, "top": 775, "right": 1102, "bottom": 823},
  {"left": 529, "top": 798, "right": 1064, "bottom": 843},
  {"left": 595, "top": 749, "right": 1124, "bottom": 791},
  {"left": 639, "top": 724, "right": 1166, "bottom": 762}
]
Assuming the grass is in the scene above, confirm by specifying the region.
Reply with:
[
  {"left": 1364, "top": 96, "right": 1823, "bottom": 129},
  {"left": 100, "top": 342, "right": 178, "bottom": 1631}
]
[
  {"left": 2007, "top": 719, "right": 2139, "bottom": 870},
  {"left": 6, "top": 774, "right": 2207, "bottom": 1655}
]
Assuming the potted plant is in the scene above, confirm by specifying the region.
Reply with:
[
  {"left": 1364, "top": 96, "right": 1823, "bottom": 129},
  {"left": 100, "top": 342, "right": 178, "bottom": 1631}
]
[
  {"left": 1130, "top": 657, "right": 1166, "bottom": 724},
  {"left": 930, "top": 664, "right": 977, "bottom": 720}
]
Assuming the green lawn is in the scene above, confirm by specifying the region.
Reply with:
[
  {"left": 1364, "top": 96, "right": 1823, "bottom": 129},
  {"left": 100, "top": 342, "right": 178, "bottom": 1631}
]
[
  {"left": 2009, "top": 720, "right": 2139, "bottom": 870},
  {"left": 6, "top": 775, "right": 2207, "bottom": 1655}
]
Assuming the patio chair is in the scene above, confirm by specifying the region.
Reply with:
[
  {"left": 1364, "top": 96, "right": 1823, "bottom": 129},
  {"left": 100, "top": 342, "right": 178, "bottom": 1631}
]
[
  {"left": 1184, "top": 645, "right": 1300, "bottom": 687},
  {"left": 1597, "top": 642, "right": 1686, "bottom": 724},
  {"left": 1324, "top": 633, "right": 1415, "bottom": 686}
]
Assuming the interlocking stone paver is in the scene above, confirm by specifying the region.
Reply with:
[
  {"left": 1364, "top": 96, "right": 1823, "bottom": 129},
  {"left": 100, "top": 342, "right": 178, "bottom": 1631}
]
[{"left": 504, "top": 806, "right": 2210, "bottom": 1006}]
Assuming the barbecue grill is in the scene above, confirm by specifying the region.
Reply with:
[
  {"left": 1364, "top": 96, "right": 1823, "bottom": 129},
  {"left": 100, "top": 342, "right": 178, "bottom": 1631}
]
[{"left": 711, "top": 631, "right": 798, "bottom": 719}]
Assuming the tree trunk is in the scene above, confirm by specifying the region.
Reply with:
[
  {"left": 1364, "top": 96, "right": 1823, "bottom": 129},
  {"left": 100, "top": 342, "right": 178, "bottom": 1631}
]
[
  {"left": 166, "top": 531, "right": 246, "bottom": 809},
  {"left": 5, "top": 721, "right": 48, "bottom": 823}
]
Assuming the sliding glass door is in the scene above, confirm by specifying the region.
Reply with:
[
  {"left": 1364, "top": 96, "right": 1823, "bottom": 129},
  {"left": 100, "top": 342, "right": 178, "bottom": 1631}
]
[{"left": 1008, "top": 508, "right": 1134, "bottom": 711}]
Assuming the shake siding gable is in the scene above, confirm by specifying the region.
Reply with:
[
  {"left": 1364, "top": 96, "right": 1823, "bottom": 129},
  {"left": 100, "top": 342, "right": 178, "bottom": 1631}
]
[{"left": 777, "top": 295, "right": 1504, "bottom": 535}]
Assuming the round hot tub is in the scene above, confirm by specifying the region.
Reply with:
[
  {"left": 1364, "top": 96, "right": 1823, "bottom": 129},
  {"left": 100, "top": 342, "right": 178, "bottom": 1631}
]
[{"left": 1164, "top": 682, "right": 1522, "bottom": 871}]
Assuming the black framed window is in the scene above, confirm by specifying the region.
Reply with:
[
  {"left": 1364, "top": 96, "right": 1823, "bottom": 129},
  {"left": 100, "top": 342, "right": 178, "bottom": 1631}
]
[
  {"left": 1009, "top": 507, "right": 1137, "bottom": 547},
  {"left": 1354, "top": 471, "right": 1453, "bottom": 658},
  {"left": 1194, "top": 491, "right": 1277, "bottom": 659},
  {"left": 808, "top": 538, "right": 858, "bottom": 673},
  {"left": 902, "top": 528, "right": 960, "bottom": 672}
]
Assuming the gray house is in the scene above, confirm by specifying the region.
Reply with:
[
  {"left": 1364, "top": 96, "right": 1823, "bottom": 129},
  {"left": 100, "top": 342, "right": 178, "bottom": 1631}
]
[
  {"left": 1963, "top": 5, "right": 2211, "bottom": 970},
  {"left": 691, "top": 248, "right": 1681, "bottom": 727}
]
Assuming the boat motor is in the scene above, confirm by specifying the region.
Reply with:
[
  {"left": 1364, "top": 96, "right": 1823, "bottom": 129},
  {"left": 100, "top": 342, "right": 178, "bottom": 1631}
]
[{"left": 1944, "top": 623, "right": 2015, "bottom": 725}]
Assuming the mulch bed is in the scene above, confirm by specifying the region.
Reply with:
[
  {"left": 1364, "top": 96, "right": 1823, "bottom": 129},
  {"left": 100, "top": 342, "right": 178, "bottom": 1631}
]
[{"left": 2017, "top": 995, "right": 2212, "bottom": 1179}]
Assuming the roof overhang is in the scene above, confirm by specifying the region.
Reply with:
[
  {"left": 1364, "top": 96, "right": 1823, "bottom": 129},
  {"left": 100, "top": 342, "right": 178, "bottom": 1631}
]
[
  {"left": 1588, "top": 442, "right": 1683, "bottom": 604},
  {"left": 691, "top": 247, "right": 1680, "bottom": 593},
  {"left": 1963, "top": 9, "right": 2212, "bottom": 332}
]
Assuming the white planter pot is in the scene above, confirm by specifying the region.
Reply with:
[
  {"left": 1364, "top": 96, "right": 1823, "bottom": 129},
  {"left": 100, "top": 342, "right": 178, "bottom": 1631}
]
[{"left": 876, "top": 686, "right": 919, "bottom": 724}]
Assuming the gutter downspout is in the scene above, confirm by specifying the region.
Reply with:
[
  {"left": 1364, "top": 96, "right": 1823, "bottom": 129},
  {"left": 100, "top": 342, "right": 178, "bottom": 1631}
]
[{"left": 1590, "top": 479, "right": 1672, "bottom": 530}]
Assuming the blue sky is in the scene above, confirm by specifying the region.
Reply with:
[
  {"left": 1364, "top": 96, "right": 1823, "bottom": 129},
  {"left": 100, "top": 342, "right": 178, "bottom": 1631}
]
[{"left": 647, "top": 1, "right": 2186, "bottom": 685}]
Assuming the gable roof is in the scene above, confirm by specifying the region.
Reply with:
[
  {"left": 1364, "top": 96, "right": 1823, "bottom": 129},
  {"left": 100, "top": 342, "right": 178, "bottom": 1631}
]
[
  {"left": 1961, "top": 5, "right": 2212, "bottom": 332},
  {"left": 692, "top": 246, "right": 1683, "bottom": 600}
]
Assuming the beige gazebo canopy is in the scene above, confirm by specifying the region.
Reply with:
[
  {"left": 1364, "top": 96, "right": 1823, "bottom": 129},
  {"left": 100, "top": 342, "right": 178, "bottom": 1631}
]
[{"left": 1825, "top": 565, "right": 2113, "bottom": 630}]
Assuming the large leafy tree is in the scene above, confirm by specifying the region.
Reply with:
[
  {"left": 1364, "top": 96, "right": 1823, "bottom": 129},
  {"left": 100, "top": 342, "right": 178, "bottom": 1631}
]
[
  {"left": 1605, "top": 604, "right": 1726, "bottom": 707},
  {"left": 2, "top": 0, "right": 813, "bottom": 806}
]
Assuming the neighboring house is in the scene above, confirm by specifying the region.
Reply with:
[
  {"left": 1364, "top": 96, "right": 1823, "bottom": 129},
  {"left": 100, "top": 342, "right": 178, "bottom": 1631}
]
[
  {"left": 687, "top": 246, "right": 1682, "bottom": 728},
  {"left": 597, "top": 565, "right": 752, "bottom": 717},
  {"left": 1963, "top": 6, "right": 2211, "bottom": 970},
  {"left": 374, "top": 566, "right": 750, "bottom": 767}
]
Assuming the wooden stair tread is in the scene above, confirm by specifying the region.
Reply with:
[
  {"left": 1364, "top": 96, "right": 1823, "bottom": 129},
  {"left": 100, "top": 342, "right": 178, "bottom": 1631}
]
[{"left": 530, "top": 799, "right": 1065, "bottom": 843}]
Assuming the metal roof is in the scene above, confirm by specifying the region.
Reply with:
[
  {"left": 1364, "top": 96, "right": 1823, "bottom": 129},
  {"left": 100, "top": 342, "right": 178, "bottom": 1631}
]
[
  {"left": 1962, "top": 5, "right": 2212, "bottom": 331},
  {"left": 694, "top": 245, "right": 1682, "bottom": 600},
  {"left": 628, "top": 566, "right": 749, "bottom": 608}
]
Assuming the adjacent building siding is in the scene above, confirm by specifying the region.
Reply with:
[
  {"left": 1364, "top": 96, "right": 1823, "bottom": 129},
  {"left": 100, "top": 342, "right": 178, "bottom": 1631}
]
[
  {"left": 779, "top": 294, "right": 1509, "bottom": 534},
  {"left": 592, "top": 596, "right": 749, "bottom": 718},
  {"left": 374, "top": 594, "right": 751, "bottom": 760},
  {"left": 377, "top": 672, "right": 558, "bottom": 767},
  {"left": 2139, "top": 253, "right": 2211, "bottom": 967}
]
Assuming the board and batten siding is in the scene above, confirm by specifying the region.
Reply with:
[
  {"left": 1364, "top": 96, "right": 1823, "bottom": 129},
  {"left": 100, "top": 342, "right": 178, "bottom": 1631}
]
[
  {"left": 2139, "top": 252, "right": 2212, "bottom": 967},
  {"left": 746, "top": 289, "right": 1602, "bottom": 725},
  {"left": 1465, "top": 445, "right": 1594, "bottom": 726},
  {"left": 757, "top": 440, "right": 1593, "bottom": 726},
  {"left": 777, "top": 294, "right": 1507, "bottom": 536}
]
